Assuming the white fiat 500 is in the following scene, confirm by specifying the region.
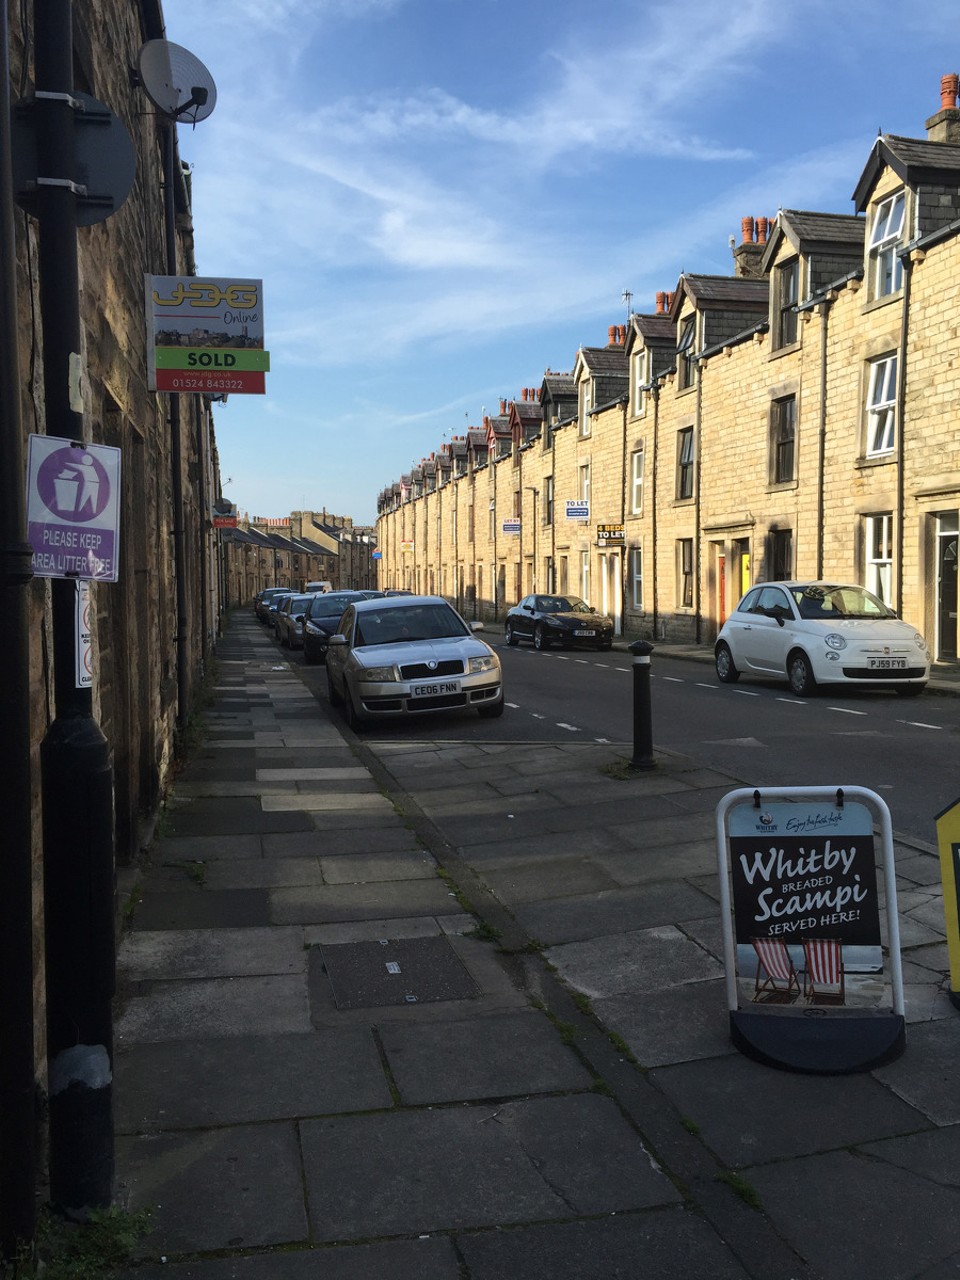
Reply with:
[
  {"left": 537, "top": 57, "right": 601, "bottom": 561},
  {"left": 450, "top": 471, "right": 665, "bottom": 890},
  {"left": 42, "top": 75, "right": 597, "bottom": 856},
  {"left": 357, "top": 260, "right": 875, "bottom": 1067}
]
[
  {"left": 715, "top": 581, "right": 930, "bottom": 697},
  {"left": 325, "top": 595, "right": 504, "bottom": 728}
]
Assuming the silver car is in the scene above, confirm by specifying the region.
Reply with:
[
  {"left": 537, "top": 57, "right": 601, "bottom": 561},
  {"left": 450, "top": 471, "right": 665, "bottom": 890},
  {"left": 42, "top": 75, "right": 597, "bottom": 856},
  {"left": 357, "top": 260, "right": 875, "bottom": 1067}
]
[
  {"left": 715, "top": 581, "right": 930, "bottom": 697},
  {"left": 325, "top": 596, "right": 504, "bottom": 728}
]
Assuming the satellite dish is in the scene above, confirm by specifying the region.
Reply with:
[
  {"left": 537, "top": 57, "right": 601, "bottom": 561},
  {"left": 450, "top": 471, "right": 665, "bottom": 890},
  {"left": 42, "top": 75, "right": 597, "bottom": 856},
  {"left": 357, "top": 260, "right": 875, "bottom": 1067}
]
[{"left": 137, "top": 39, "right": 217, "bottom": 123}]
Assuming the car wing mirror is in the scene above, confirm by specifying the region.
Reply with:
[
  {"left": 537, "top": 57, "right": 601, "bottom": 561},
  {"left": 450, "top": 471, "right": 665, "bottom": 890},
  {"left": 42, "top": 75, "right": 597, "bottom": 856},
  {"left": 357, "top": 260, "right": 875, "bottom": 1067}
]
[
  {"left": 327, "top": 634, "right": 348, "bottom": 648},
  {"left": 470, "top": 621, "right": 485, "bottom": 632}
]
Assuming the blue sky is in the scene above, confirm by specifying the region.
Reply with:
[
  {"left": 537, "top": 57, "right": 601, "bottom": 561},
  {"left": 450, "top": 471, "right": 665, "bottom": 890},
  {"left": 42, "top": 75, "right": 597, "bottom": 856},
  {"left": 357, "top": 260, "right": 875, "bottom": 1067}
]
[{"left": 162, "top": 0, "right": 957, "bottom": 525}]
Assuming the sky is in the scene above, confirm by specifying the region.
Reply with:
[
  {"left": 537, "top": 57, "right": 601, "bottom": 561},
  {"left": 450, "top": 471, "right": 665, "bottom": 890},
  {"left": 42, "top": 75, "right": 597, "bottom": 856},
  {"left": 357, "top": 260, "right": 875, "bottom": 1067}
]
[{"left": 161, "top": 0, "right": 958, "bottom": 526}]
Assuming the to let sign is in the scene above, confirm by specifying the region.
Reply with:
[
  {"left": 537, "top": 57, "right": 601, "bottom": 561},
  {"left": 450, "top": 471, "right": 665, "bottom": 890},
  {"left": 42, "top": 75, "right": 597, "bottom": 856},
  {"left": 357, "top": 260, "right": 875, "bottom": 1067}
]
[{"left": 26, "top": 435, "right": 121, "bottom": 581}]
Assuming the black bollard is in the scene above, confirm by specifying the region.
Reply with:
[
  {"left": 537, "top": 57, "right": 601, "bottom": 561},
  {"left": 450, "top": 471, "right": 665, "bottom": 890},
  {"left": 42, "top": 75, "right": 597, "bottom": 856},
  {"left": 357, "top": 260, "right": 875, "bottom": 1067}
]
[{"left": 627, "top": 639, "right": 656, "bottom": 771}]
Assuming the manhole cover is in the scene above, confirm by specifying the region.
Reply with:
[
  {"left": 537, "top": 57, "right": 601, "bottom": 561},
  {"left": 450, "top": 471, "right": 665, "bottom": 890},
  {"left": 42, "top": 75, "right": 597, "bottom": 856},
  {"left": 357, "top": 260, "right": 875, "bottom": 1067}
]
[{"left": 318, "top": 935, "right": 480, "bottom": 1010}]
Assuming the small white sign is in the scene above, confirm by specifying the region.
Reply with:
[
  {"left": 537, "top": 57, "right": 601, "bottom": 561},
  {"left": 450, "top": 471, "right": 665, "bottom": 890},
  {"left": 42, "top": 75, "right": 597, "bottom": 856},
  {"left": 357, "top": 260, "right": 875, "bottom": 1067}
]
[{"left": 76, "top": 580, "right": 92, "bottom": 688}]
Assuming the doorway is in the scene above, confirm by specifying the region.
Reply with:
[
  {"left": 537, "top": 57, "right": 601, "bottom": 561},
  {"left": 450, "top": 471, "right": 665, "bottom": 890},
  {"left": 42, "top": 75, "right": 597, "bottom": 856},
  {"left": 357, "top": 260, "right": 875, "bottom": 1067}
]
[{"left": 937, "top": 514, "right": 958, "bottom": 660}]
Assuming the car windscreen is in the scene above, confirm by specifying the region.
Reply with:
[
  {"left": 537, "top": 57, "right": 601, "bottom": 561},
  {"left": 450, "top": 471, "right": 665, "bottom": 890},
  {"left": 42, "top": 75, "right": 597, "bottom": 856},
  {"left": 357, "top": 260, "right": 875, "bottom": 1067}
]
[
  {"left": 354, "top": 604, "right": 469, "bottom": 646},
  {"left": 308, "top": 595, "right": 361, "bottom": 617},
  {"left": 548, "top": 596, "right": 590, "bottom": 613},
  {"left": 793, "top": 584, "right": 894, "bottom": 620}
]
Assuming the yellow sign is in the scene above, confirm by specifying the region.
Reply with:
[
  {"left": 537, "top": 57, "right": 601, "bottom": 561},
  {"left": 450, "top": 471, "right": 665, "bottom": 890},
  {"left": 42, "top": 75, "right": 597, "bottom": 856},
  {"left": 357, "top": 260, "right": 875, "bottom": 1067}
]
[{"left": 935, "top": 797, "right": 960, "bottom": 1009}]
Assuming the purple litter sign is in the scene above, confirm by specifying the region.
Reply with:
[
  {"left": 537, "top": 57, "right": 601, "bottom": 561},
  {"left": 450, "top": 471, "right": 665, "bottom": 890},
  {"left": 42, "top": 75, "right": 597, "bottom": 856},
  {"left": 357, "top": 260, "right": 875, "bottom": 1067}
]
[{"left": 26, "top": 435, "right": 121, "bottom": 581}]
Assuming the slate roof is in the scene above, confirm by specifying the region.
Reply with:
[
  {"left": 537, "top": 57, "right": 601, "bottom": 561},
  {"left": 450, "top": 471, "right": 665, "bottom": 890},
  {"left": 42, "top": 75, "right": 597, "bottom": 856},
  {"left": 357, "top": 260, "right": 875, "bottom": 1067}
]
[
  {"left": 673, "top": 275, "right": 770, "bottom": 310},
  {"left": 577, "top": 346, "right": 628, "bottom": 376},
  {"left": 853, "top": 133, "right": 960, "bottom": 209},
  {"left": 632, "top": 314, "right": 675, "bottom": 343}
]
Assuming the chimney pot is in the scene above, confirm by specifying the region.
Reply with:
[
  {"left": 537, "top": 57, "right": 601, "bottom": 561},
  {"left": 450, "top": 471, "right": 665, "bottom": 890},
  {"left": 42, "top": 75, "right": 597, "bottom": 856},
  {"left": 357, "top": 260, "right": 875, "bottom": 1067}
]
[
  {"left": 757, "top": 216, "right": 769, "bottom": 244},
  {"left": 608, "top": 325, "right": 617, "bottom": 345},
  {"left": 941, "top": 73, "right": 959, "bottom": 111},
  {"left": 499, "top": 398, "right": 506, "bottom": 414},
  {"left": 656, "top": 290, "right": 666, "bottom": 313},
  {"left": 741, "top": 216, "right": 755, "bottom": 244}
]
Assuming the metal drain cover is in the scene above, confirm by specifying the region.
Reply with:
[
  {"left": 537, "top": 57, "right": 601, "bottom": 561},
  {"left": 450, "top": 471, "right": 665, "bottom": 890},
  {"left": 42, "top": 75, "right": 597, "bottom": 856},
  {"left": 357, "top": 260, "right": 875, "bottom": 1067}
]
[{"left": 319, "top": 935, "right": 480, "bottom": 1010}]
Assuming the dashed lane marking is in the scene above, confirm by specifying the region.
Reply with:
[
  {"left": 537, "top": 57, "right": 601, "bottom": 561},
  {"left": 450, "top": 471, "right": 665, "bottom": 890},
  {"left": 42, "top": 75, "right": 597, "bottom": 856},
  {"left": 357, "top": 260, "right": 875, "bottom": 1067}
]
[
  {"left": 897, "top": 719, "right": 943, "bottom": 729},
  {"left": 827, "top": 706, "right": 867, "bottom": 715}
]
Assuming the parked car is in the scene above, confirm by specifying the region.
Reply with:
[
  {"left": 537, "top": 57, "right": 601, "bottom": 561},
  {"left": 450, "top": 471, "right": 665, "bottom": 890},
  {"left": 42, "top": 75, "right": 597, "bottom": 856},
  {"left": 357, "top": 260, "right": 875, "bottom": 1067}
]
[
  {"left": 274, "top": 593, "right": 315, "bottom": 648},
  {"left": 301, "top": 590, "right": 369, "bottom": 664},
  {"left": 255, "top": 587, "right": 288, "bottom": 623},
  {"left": 504, "top": 594, "right": 614, "bottom": 651},
  {"left": 714, "top": 581, "right": 930, "bottom": 697},
  {"left": 325, "top": 595, "right": 503, "bottom": 728},
  {"left": 383, "top": 588, "right": 413, "bottom": 596},
  {"left": 305, "top": 581, "right": 333, "bottom": 593},
  {"left": 356, "top": 589, "right": 387, "bottom": 598}
]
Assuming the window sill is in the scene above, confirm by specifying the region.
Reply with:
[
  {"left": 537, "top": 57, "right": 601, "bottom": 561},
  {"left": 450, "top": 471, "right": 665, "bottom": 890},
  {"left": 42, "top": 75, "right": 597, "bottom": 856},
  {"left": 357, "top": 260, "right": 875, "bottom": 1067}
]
[
  {"left": 861, "top": 289, "right": 903, "bottom": 315},
  {"left": 766, "top": 479, "right": 799, "bottom": 493},
  {"left": 857, "top": 452, "right": 898, "bottom": 469},
  {"left": 767, "top": 339, "right": 801, "bottom": 360}
]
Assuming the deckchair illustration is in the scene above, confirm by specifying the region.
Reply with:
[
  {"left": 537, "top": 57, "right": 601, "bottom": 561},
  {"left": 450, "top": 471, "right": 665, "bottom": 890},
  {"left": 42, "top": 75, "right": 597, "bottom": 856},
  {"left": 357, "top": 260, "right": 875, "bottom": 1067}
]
[
  {"left": 751, "top": 937, "right": 801, "bottom": 1003},
  {"left": 802, "top": 938, "right": 845, "bottom": 1005}
]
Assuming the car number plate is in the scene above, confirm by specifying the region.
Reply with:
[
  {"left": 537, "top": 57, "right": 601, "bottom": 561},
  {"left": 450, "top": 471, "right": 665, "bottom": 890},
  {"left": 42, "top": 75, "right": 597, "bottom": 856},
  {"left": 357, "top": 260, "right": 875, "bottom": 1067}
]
[
  {"left": 573, "top": 629, "right": 596, "bottom": 637},
  {"left": 411, "top": 680, "right": 461, "bottom": 697},
  {"left": 867, "top": 658, "right": 906, "bottom": 669}
]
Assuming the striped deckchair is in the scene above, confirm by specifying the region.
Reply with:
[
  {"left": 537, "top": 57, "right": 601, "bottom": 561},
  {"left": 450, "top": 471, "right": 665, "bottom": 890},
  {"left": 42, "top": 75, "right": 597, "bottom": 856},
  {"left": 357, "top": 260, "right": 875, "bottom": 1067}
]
[
  {"left": 802, "top": 938, "right": 845, "bottom": 1005},
  {"left": 751, "top": 937, "right": 801, "bottom": 1003}
]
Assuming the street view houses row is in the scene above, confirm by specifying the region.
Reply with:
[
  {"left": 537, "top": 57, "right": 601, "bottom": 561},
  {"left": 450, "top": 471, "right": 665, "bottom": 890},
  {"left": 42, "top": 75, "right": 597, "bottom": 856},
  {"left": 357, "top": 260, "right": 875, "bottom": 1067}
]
[{"left": 375, "top": 75, "right": 960, "bottom": 667}]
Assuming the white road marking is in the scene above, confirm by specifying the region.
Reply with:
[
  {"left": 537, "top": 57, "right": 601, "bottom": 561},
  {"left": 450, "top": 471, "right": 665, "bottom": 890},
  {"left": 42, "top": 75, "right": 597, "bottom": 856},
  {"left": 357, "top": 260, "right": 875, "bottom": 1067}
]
[
  {"left": 734, "top": 689, "right": 760, "bottom": 696},
  {"left": 662, "top": 676, "right": 684, "bottom": 683},
  {"left": 826, "top": 706, "right": 867, "bottom": 715},
  {"left": 897, "top": 719, "right": 942, "bottom": 729},
  {"left": 775, "top": 698, "right": 807, "bottom": 705},
  {"left": 695, "top": 683, "right": 718, "bottom": 690},
  {"left": 614, "top": 667, "right": 630, "bottom": 673},
  {"left": 556, "top": 722, "right": 582, "bottom": 732}
]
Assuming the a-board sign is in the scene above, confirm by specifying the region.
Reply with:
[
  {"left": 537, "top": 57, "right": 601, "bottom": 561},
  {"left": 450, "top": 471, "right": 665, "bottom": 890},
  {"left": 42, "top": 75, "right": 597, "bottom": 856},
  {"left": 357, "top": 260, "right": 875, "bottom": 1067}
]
[
  {"left": 716, "top": 786, "right": 905, "bottom": 1074},
  {"left": 935, "top": 797, "right": 960, "bottom": 1010}
]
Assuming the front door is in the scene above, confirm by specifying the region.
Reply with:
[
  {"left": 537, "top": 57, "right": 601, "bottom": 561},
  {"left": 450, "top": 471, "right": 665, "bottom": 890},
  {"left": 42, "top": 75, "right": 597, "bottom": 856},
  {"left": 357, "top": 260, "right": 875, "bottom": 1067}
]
[{"left": 938, "top": 521, "right": 958, "bottom": 660}]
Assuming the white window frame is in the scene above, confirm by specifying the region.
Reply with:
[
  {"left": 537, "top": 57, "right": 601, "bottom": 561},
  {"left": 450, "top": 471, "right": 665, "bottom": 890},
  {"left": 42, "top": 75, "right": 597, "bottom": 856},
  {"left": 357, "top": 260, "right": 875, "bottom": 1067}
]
[
  {"left": 866, "top": 355, "right": 897, "bottom": 456},
  {"left": 630, "top": 447, "right": 644, "bottom": 515},
  {"left": 578, "top": 461, "right": 591, "bottom": 506},
  {"left": 869, "top": 191, "right": 905, "bottom": 298},
  {"left": 676, "top": 428, "right": 694, "bottom": 499},
  {"left": 630, "top": 545, "right": 643, "bottom": 609},
  {"left": 488, "top": 498, "right": 496, "bottom": 540},
  {"left": 580, "top": 550, "right": 590, "bottom": 603},
  {"left": 544, "top": 474, "right": 554, "bottom": 525},
  {"left": 632, "top": 349, "right": 647, "bottom": 416},
  {"left": 677, "top": 315, "right": 696, "bottom": 390},
  {"left": 579, "top": 381, "right": 592, "bottom": 437},
  {"left": 865, "top": 514, "right": 893, "bottom": 603}
]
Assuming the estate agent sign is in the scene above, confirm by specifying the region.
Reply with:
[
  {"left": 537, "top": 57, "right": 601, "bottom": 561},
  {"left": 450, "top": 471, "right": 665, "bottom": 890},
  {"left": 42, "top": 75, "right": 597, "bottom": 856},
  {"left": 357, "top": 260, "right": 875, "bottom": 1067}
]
[{"left": 146, "top": 275, "right": 269, "bottom": 395}]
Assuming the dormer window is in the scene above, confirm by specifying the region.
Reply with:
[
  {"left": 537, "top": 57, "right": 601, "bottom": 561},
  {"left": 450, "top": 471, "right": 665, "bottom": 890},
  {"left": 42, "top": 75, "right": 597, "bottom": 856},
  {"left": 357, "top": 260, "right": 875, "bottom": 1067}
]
[
  {"left": 677, "top": 316, "right": 696, "bottom": 391},
  {"left": 632, "top": 348, "right": 648, "bottom": 416},
  {"left": 774, "top": 259, "right": 799, "bottom": 348},
  {"left": 579, "top": 382, "right": 592, "bottom": 437},
  {"left": 869, "top": 192, "right": 905, "bottom": 298}
]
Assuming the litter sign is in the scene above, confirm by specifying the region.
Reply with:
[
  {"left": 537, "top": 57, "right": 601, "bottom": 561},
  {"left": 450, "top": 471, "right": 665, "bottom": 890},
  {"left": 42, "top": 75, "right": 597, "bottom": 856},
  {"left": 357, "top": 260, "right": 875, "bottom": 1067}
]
[{"left": 26, "top": 435, "right": 121, "bottom": 581}]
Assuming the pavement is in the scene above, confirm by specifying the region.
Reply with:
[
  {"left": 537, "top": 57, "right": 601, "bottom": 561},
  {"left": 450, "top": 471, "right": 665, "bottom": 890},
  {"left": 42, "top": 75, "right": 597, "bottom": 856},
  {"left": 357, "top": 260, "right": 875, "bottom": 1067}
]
[{"left": 112, "top": 612, "right": 960, "bottom": 1280}]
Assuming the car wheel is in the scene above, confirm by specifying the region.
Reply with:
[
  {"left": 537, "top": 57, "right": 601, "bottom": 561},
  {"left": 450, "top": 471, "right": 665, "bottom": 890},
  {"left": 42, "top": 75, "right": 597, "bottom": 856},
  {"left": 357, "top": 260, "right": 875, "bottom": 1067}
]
[
  {"left": 505, "top": 622, "right": 519, "bottom": 646},
  {"left": 895, "top": 684, "right": 925, "bottom": 697},
  {"left": 533, "top": 624, "right": 549, "bottom": 651},
  {"left": 787, "top": 650, "right": 817, "bottom": 697},
  {"left": 343, "top": 686, "right": 365, "bottom": 730},
  {"left": 327, "top": 671, "right": 343, "bottom": 706},
  {"left": 477, "top": 696, "right": 505, "bottom": 718},
  {"left": 715, "top": 641, "right": 740, "bottom": 684}
]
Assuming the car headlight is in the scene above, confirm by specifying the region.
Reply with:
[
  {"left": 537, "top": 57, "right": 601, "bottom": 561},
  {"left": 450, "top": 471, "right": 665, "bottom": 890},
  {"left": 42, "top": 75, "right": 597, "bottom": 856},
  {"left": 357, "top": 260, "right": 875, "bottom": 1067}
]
[
  {"left": 824, "top": 633, "right": 847, "bottom": 651},
  {"left": 913, "top": 633, "right": 928, "bottom": 651},
  {"left": 357, "top": 665, "right": 398, "bottom": 682},
  {"left": 468, "top": 655, "right": 498, "bottom": 674}
]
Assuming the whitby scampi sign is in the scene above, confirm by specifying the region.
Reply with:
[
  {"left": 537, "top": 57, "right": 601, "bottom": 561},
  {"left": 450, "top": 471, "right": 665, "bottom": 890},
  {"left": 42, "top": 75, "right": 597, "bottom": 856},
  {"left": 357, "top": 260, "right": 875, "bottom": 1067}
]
[{"left": 728, "top": 798, "right": 881, "bottom": 953}]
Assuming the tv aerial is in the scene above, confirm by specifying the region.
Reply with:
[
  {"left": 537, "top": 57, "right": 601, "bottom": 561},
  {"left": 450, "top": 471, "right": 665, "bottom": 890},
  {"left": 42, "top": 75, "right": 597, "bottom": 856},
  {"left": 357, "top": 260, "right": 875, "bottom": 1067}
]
[{"left": 136, "top": 39, "right": 217, "bottom": 124}]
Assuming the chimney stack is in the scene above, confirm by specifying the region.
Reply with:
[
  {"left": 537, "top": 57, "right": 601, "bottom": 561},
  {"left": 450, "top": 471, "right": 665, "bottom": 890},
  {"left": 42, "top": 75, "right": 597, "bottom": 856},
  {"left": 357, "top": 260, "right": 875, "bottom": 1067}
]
[
  {"left": 655, "top": 291, "right": 666, "bottom": 314},
  {"left": 733, "top": 214, "right": 769, "bottom": 280},
  {"left": 926, "top": 72, "right": 960, "bottom": 144}
]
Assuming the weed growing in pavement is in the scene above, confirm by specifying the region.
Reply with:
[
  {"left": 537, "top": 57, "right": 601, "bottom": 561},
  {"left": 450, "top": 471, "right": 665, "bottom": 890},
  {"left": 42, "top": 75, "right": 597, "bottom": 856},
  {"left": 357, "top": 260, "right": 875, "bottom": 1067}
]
[
  {"left": 607, "top": 1031, "right": 638, "bottom": 1063},
  {"left": 570, "top": 990, "right": 593, "bottom": 1015},
  {"left": 162, "top": 859, "right": 206, "bottom": 886},
  {"left": 5, "top": 1206, "right": 152, "bottom": 1279},
  {"left": 719, "top": 1170, "right": 763, "bottom": 1210},
  {"left": 680, "top": 1116, "right": 702, "bottom": 1136},
  {"left": 465, "top": 920, "right": 502, "bottom": 942},
  {"left": 600, "top": 758, "right": 640, "bottom": 781}
]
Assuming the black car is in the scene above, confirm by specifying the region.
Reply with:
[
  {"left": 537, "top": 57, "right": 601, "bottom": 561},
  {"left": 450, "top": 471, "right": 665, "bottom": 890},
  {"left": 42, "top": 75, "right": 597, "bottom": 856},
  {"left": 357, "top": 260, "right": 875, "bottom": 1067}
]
[
  {"left": 301, "top": 591, "right": 369, "bottom": 664},
  {"left": 504, "top": 594, "right": 614, "bottom": 651},
  {"left": 254, "top": 587, "right": 288, "bottom": 622}
]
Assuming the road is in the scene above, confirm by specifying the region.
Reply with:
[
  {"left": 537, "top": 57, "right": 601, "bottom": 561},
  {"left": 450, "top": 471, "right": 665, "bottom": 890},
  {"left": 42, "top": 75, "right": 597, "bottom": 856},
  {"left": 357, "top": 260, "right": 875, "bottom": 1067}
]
[{"left": 290, "top": 630, "right": 960, "bottom": 848}]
